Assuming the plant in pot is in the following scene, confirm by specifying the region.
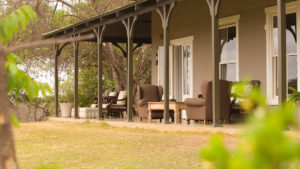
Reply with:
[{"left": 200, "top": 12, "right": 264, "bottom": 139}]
[
  {"left": 59, "top": 81, "right": 74, "bottom": 118},
  {"left": 288, "top": 86, "right": 300, "bottom": 124}
]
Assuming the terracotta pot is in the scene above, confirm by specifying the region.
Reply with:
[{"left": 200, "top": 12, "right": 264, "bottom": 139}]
[{"left": 59, "top": 103, "right": 74, "bottom": 118}]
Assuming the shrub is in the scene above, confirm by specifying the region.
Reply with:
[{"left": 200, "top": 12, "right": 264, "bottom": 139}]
[{"left": 200, "top": 81, "right": 300, "bottom": 169}]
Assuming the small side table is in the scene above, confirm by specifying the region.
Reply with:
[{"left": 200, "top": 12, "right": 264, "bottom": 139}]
[{"left": 148, "top": 102, "right": 187, "bottom": 124}]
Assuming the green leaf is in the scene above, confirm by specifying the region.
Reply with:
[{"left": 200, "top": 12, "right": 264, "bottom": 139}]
[
  {"left": 10, "top": 114, "right": 19, "bottom": 128},
  {"left": 15, "top": 10, "right": 26, "bottom": 30},
  {"left": 25, "top": 79, "right": 38, "bottom": 100},
  {"left": 0, "top": 5, "right": 36, "bottom": 43},
  {"left": 9, "top": 13, "right": 19, "bottom": 35}
]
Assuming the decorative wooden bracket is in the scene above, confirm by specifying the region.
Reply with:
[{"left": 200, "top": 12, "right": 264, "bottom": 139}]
[
  {"left": 54, "top": 43, "right": 69, "bottom": 57},
  {"left": 93, "top": 25, "right": 106, "bottom": 45},
  {"left": 156, "top": 2, "right": 176, "bottom": 29},
  {"left": 122, "top": 16, "right": 138, "bottom": 40},
  {"left": 112, "top": 42, "right": 143, "bottom": 58},
  {"left": 71, "top": 34, "right": 80, "bottom": 49},
  {"left": 206, "top": 0, "right": 221, "bottom": 17}
]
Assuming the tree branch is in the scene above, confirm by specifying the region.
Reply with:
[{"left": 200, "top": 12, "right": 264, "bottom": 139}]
[
  {"left": 5, "top": 34, "right": 95, "bottom": 54},
  {"left": 56, "top": 0, "right": 77, "bottom": 11}
]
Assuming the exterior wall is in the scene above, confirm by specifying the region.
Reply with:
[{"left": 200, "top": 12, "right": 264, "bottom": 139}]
[{"left": 151, "top": 0, "right": 297, "bottom": 98}]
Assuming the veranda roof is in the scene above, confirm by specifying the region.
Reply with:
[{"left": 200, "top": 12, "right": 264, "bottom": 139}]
[{"left": 42, "top": 0, "right": 177, "bottom": 44}]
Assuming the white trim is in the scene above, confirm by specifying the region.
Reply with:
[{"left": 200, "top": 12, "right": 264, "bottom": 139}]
[
  {"left": 157, "top": 46, "right": 173, "bottom": 99},
  {"left": 219, "top": 15, "right": 240, "bottom": 81},
  {"left": 171, "top": 36, "right": 194, "bottom": 46},
  {"left": 219, "top": 14, "right": 240, "bottom": 28},
  {"left": 265, "top": 0, "right": 300, "bottom": 105},
  {"left": 265, "top": 1, "right": 300, "bottom": 15},
  {"left": 170, "top": 36, "right": 194, "bottom": 100}
]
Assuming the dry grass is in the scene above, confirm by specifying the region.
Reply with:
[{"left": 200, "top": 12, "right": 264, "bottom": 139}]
[{"left": 14, "top": 121, "right": 237, "bottom": 169}]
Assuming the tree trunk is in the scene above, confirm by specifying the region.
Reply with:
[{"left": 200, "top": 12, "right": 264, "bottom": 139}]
[
  {"left": 0, "top": 48, "right": 19, "bottom": 169},
  {"left": 111, "top": 65, "right": 123, "bottom": 91}
]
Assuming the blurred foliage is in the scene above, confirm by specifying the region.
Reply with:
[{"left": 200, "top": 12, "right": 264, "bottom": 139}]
[
  {"left": 289, "top": 87, "right": 300, "bottom": 102},
  {"left": 59, "top": 79, "right": 74, "bottom": 103},
  {"left": 60, "top": 54, "right": 115, "bottom": 107},
  {"left": 1, "top": 6, "right": 51, "bottom": 100},
  {"left": 35, "top": 163, "right": 61, "bottom": 169},
  {"left": 0, "top": 5, "right": 35, "bottom": 43},
  {"left": 0, "top": 5, "right": 52, "bottom": 127},
  {"left": 200, "top": 80, "right": 300, "bottom": 169},
  {"left": 9, "top": 89, "right": 56, "bottom": 119}
]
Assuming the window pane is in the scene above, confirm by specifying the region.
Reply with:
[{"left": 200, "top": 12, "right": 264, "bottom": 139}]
[
  {"left": 273, "top": 13, "right": 297, "bottom": 55},
  {"left": 272, "top": 57, "right": 279, "bottom": 96},
  {"left": 273, "top": 13, "right": 298, "bottom": 95},
  {"left": 272, "top": 55, "right": 298, "bottom": 95},
  {"left": 288, "top": 55, "right": 297, "bottom": 93},
  {"left": 221, "top": 63, "right": 236, "bottom": 82},
  {"left": 183, "top": 45, "right": 191, "bottom": 95},
  {"left": 287, "top": 13, "right": 297, "bottom": 53},
  {"left": 220, "top": 26, "right": 237, "bottom": 62}
]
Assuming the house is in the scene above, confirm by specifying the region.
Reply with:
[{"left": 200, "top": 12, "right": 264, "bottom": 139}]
[{"left": 43, "top": 0, "right": 297, "bottom": 126}]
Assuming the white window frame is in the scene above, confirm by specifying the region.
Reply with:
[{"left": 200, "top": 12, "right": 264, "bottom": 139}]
[
  {"left": 265, "top": 1, "right": 300, "bottom": 105},
  {"left": 170, "top": 36, "right": 194, "bottom": 99},
  {"left": 219, "top": 15, "right": 240, "bottom": 81}
]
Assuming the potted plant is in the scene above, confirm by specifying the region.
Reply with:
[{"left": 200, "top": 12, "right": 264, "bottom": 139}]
[
  {"left": 59, "top": 81, "right": 74, "bottom": 118},
  {"left": 288, "top": 87, "right": 300, "bottom": 124}
]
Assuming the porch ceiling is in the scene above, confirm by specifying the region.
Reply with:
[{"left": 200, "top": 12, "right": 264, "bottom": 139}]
[{"left": 42, "top": 0, "right": 178, "bottom": 44}]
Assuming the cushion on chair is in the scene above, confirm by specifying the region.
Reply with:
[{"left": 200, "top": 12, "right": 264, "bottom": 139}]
[
  {"left": 140, "top": 85, "right": 160, "bottom": 102},
  {"left": 90, "top": 104, "right": 97, "bottom": 108},
  {"left": 117, "top": 91, "right": 127, "bottom": 105},
  {"left": 71, "top": 107, "right": 97, "bottom": 118},
  {"left": 110, "top": 104, "right": 126, "bottom": 109},
  {"left": 109, "top": 92, "right": 118, "bottom": 97},
  {"left": 184, "top": 98, "right": 205, "bottom": 106},
  {"left": 102, "top": 104, "right": 109, "bottom": 109}
]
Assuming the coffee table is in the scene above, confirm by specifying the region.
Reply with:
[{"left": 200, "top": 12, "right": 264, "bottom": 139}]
[{"left": 147, "top": 102, "right": 187, "bottom": 124}]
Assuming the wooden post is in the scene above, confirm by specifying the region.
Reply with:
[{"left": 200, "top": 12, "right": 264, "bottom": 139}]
[
  {"left": 73, "top": 40, "right": 79, "bottom": 119},
  {"left": 157, "top": 2, "right": 176, "bottom": 124},
  {"left": 206, "top": 0, "right": 222, "bottom": 127},
  {"left": 277, "top": 0, "right": 287, "bottom": 104},
  {"left": 54, "top": 44, "right": 59, "bottom": 117},
  {"left": 54, "top": 43, "right": 68, "bottom": 117},
  {"left": 122, "top": 16, "right": 138, "bottom": 122},
  {"left": 94, "top": 26, "right": 106, "bottom": 120}
]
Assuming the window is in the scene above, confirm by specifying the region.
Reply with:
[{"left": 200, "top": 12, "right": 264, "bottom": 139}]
[
  {"left": 220, "top": 26, "right": 238, "bottom": 81},
  {"left": 183, "top": 45, "right": 192, "bottom": 95},
  {"left": 170, "top": 36, "right": 194, "bottom": 101},
  {"left": 266, "top": 2, "right": 300, "bottom": 104},
  {"left": 219, "top": 15, "right": 240, "bottom": 82},
  {"left": 273, "top": 13, "right": 297, "bottom": 95}
]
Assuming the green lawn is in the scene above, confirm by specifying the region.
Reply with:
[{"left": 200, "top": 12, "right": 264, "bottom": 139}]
[{"left": 14, "top": 121, "right": 236, "bottom": 169}]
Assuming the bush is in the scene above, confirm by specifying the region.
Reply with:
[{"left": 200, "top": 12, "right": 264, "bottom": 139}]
[{"left": 200, "top": 81, "right": 300, "bottom": 169}]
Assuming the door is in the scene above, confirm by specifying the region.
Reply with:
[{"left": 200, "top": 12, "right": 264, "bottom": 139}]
[
  {"left": 174, "top": 44, "right": 193, "bottom": 101},
  {"left": 173, "top": 43, "right": 193, "bottom": 120},
  {"left": 181, "top": 44, "right": 193, "bottom": 100}
]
